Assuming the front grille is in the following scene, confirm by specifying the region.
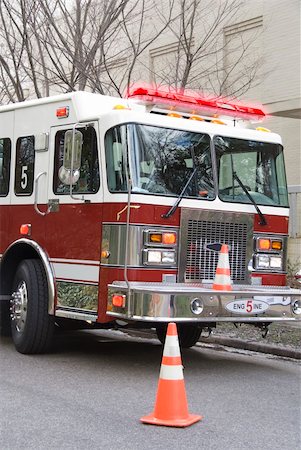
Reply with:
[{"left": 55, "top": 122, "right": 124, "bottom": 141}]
[{"left": 179, "top": 210, "right": 253, "bottom": 284}]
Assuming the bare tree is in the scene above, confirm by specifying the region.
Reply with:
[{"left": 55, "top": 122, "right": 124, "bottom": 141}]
[
  {"left": 97, "top": 0, "right": 264, "bottom": 99},
  {"left": 114, "top": 0, "right": 175, "bottom": 95},
  {"left": 0, "top": 0, "right": 32, "bottom": 102},
  {"left": 0, "top": 0, "right": 132, "bottom": 102},
  {"left": 0, "top": 0, "right": 263, "bottom": 104},
  {"left": 86, "top": 0, "right": 176, "bottom": 97},
  {"left": 151, "top": 0, "right": 263, "bottom": 99},
  {"left": 37, "top": 0, "right": 132, "bottom": 93}
]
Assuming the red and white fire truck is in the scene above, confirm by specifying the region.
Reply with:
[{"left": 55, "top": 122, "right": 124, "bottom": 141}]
[{"left": 0, "top": 85, "right": 300, "bottom": 354}]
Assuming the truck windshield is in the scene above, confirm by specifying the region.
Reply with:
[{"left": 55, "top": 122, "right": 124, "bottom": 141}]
[
  {"left": 130, "top": 124, "right": 214, "bottom": 198},
  {"left": 105, "top": 124, "right": 289, "bottom": 208},
  {"left": 105, "top": 124, "right": 214, "bottom": 198},
  {"left": 215, "top": 136, "right": 289, "bottom": 207}
]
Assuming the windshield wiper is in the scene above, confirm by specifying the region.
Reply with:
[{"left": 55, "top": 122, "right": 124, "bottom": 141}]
[
  {"left": 162, "top": 167, "right": 198, "bottom": 219},
  {"left": 233, "top": 171, "right": 267, "bottom": 226}
]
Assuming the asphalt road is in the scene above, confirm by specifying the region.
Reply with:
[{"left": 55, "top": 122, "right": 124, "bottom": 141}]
[{"left": 0, "top": 330, "right": 300, "bottom": 450}]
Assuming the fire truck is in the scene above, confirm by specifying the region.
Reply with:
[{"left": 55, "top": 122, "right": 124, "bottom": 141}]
[{"left": 0, "top": 85, "right": 300, "bottom": 354}]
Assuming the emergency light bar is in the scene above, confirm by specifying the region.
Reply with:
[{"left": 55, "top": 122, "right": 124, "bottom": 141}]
[{"left": 125, "top": 84, "right": 266, "bottom": 120}]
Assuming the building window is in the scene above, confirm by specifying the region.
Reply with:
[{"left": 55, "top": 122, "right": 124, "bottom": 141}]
[
  {"left": 149, "top": 40, "right": 194, "bottom": 87},
  {"left": 223, "top": 17, "right": 263, "bottom": 99}
]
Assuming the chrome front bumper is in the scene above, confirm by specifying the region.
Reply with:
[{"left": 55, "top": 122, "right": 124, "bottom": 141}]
[{"left": 107, "top": 282, "right": 301, "bottom": 323}]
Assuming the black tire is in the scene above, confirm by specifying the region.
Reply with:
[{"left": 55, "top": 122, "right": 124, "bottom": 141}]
[
  {"left": 156, "top": 323, "right": 202, "bottom": 349},
  {"left": 11, "top": 259, "right": 54, "bottom": 354}
]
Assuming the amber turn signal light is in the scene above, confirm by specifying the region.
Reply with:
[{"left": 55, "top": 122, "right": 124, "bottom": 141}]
[
  {"left": 258, "top": 238, "right": 271, "bottom": 250},
  {"left": 147, "top": 230, "right": 177, "bottom": 245},
  {"left": 101, "top": 250, "right": 110, "bottom": 259},
  {"left": 149, "top": 233, "right": 163, "bottom": 243},
  {"left": 271, "top": 240, "right": 282, "bottom": 251},
  {"left": 162, "top": 232, "right": 177, "bottom": 245}
]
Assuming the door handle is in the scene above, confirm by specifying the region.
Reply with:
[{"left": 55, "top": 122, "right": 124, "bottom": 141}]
[{"left": 34, "top": 172, "right": 51, "bottom": 216}]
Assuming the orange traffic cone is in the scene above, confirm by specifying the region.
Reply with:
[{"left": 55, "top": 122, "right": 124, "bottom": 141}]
[
  {"left": 140, "top": 322, "right": 202, "bottom": 427},
  {"left": 212, "top": 243, "right": 232, "bottom": 291}
]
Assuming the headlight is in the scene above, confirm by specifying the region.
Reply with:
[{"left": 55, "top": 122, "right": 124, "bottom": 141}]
[
  {"left": 257, "top": 255, "right": 270, "bottom": 268},
  {"left": 143, "top": 249, "right": 176, "bottom": 265},
  {"left": 255, "top": 254, "right": 283, "bottom": 270},
  {"left": 253, "top": 234, "right": 285, "bottom": 272},
  {"left": 162, "top": 251, "right": 175, "bottom": 264},
  {"left": 147, "top": 250, "right": 162, "bottom": 263},
  {"left": 270, "top": 256, "right": 282, "bottom": 269},
  {"left": 143, "top": 228, "right": 178, "bottom": 266}
]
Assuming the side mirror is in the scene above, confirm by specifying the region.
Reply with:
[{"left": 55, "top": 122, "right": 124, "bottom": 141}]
[{"left": 58, "top": 129, "right": 83, "bottom": 185}]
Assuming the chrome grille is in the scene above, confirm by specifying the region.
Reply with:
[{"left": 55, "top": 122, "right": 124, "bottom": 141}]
[{"left": 179, "top": 210, "right": 253, "bottom": 284}]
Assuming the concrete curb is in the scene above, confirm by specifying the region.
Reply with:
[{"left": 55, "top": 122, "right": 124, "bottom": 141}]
[{"left": 199, "top": 336, "right": 301, "bottom": 360}]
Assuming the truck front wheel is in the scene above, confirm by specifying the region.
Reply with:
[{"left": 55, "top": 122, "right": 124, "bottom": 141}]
[
  {"left": 156, "top": 323, "right": 202, "bottom": 349},
  {"left": 10, "top": 259, "right": 54, "bottom": 354}
]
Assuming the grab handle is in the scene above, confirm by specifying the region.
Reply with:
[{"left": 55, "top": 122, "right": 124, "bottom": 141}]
[{"left": 34, "top": 172, "right": 51, "bottom": 216}]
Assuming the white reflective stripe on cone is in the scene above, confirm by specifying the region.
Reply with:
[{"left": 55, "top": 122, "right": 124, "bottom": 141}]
[
  {"left": 214, "top": 274, "right": 231, "bottom": 284},
  {"left": 218, "top": 254, "right": 229, "bottom": 268},
  {"left": 160, "top": 364, "right": 184, "bottom": 380},
  {"left": 163, "top": 335, "right": 181, "bottom": 357}
]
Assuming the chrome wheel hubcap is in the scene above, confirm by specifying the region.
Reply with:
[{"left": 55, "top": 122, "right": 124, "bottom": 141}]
[{"left": 11, "top": 281, "right": 28, "bottom": 332}]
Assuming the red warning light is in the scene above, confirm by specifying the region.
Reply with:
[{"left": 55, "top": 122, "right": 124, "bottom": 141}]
[
  {"left": 125, "top": 83, "right": 266, "bottom": 120},
  {"left": 56, "top": 107, "right": 69, "bottom": 118}
]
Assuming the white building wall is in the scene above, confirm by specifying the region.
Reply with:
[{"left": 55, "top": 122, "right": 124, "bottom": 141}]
[{"left": 262, "top": 0, "right": 301, "bottom": 109}]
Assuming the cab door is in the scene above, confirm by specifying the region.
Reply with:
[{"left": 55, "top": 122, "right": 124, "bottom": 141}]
[{"left": 45, "top": 122, "right": 103, "bottom": 316}]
